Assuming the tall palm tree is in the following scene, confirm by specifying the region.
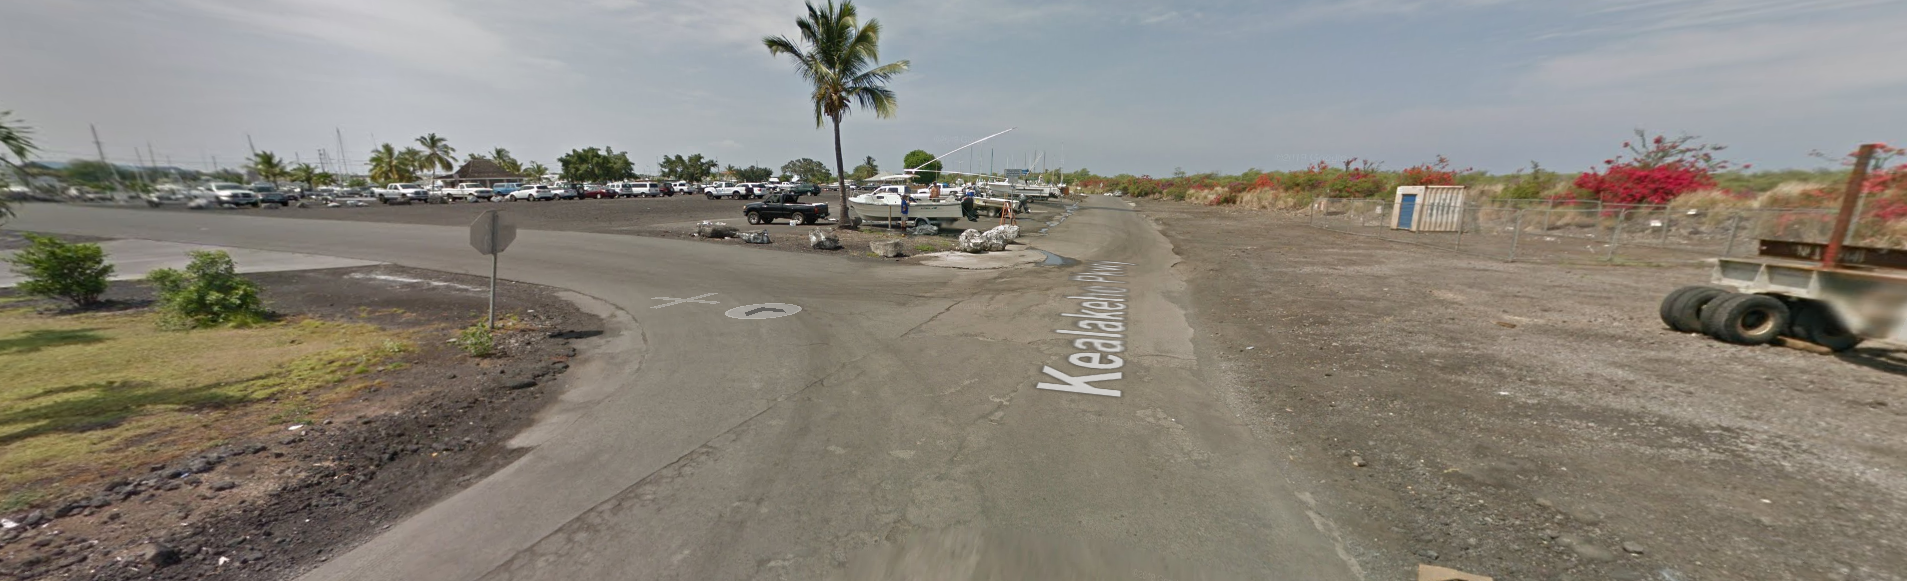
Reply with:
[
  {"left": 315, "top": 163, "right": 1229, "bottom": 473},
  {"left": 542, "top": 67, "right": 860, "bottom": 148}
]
[
  {"left": 520, "top": 161, "right": 549, "bottom": 180},
  {"left": 416, "top": 133, "right": 456, "bottom": 175},
  {"left": 246, "top": 151, "right": 288, "bottom": 186},
  {"left": 490, "top": 147, "right": 523, "bottom": 175},
  {"left": 368, "top": 143, "right": 402, "bottom": 184},
  {"left": 0, "top": 110, "right": 35, "bottom": 221},
  {"left": 764, "top": 0, "right": 909, "bottom": 227}
]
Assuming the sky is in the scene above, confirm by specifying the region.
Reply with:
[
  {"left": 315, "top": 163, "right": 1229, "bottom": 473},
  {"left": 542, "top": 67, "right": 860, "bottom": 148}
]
[{"left": 3, "top": 0, "right": 1904, "bottom": 178}]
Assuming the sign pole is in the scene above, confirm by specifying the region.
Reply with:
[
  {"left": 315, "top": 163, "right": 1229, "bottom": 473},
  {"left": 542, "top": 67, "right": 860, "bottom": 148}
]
[{"left": 489, "top": 251, "right": 498, "bottom": 330}]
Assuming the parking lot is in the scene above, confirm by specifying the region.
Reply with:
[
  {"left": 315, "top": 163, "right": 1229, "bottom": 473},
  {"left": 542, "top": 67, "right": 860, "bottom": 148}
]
[{"left": 122, "top": 193, "right": 1064, "bottom": 256}]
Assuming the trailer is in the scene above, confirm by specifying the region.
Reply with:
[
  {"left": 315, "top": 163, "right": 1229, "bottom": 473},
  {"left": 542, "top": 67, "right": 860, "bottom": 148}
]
[{"left": 1658, "top": 144, "right": 1907, "bottom": 352}]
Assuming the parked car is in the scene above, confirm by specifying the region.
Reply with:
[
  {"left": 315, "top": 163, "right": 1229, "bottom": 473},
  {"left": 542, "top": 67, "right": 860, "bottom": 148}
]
[
  {"left": 621, "top": 181, "right": 663, "bottom": 197},
  {"left": 445, "top": 182, "right": 494, "bottom": 202},
  {"left": 509, "top": 184, "right": 557, "bottom": 201},
  {"left": 251, "top": 183, "right": 289, "bottom": 205},
  {"left": 492, "top": 183, "right": 522, "bottom": 197},
  {"left": 209, "top": 182, "right": 259, "bottom": 207},
  {"left": 554, "top": 185, "right": 580, "bottom": 200},
  {"left": 670, "top": 181, "right": 692, "bottom": 195},
  {"left": 744, "top": 192, "right": 830, "bottom": 225},
  {"left": 703, "top": 181, "right": 749, "bottom": 200},
  {"left": 791, "top": 182, "right": 821, "bottom": 197},
  {"left": 581, "top": 184, "right": 617, "bottom": 199},
  {"left": 376, "top": 182, "right": 429, "bottom": 204}
]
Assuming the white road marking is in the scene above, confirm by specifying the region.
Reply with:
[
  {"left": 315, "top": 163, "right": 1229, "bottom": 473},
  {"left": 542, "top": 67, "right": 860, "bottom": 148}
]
[{"left": 651, "top": 293, "right": 720, "bottom": 309}]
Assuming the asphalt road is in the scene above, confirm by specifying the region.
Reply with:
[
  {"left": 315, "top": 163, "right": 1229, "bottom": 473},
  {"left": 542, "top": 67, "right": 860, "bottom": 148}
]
[{"left": 7, "top": 199, "right": 1360, "bottom": 580}]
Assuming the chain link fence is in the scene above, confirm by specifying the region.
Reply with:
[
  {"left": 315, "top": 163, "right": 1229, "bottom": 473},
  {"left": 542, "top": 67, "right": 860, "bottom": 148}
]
[{"left": 1305, "top": 198, "right": 1885, "bottom": 264}]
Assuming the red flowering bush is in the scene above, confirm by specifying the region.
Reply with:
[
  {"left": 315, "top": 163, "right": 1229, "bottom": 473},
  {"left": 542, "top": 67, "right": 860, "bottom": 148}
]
[
  {"left": 1399, "top": 155, "right": 1471, "bottom": 186},
  {"left": 1574, "top": 130, "right": 1742, "bottom": 206},
  {"left": 1324, "top": 159, "right": 1387, "bottom": 198}
]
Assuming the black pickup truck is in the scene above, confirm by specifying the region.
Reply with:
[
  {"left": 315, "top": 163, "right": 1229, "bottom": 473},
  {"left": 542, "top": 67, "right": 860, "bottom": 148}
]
[{"left": 743, "top": 193, "right": 830, "bottom": 225}]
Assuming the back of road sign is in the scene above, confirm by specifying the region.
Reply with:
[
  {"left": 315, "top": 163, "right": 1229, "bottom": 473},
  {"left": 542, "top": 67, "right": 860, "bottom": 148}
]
[{"left": 470, "top": 210, "right": 517, "bottom": 255}]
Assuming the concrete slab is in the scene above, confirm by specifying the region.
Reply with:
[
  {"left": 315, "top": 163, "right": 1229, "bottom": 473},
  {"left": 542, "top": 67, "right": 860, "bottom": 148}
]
[{"left": 0, "top": 239, "right": 381, "bottom": 288}]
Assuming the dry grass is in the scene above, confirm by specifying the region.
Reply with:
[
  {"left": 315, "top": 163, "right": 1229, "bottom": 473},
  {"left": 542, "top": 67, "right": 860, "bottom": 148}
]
[{"left": 0, "top": 307, "right": 410, "bottom": 499}]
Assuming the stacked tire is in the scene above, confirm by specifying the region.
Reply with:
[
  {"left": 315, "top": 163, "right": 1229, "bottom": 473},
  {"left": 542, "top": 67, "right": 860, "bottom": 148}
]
[{"left": 1658, "top": 286, "right": 1861, "bottom": 351}]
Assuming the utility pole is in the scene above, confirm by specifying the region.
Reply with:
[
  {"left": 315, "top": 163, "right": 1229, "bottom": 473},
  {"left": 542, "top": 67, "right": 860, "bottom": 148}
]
[{"left": 90, "top": 124, "right": 125, "bottom": 192}]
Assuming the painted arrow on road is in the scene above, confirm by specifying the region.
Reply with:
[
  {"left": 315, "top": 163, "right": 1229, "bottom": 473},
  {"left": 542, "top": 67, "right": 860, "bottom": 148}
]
[{"left": 725, "top": 303, "right": 802, "bottom": 320}]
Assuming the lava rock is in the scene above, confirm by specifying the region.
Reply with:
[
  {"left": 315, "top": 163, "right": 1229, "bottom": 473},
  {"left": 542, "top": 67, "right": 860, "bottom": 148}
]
[
  {"left": 739, "top": 229, "right": 771, "bottom": 244},
  {"left": 1622, "top": 541, "right": 1646, "bottom": 554},
  {"left": 870, "top": 239, "right": 905, "bottom": 258},
  {"left": 210, "top": 481, "right": 238, "bottom": 492},
  {"left": 809, "top": 228, "right": 842, "bottom": 250},
  {"left": 695, "top": 222, "right": 738, "bottom": 239}
]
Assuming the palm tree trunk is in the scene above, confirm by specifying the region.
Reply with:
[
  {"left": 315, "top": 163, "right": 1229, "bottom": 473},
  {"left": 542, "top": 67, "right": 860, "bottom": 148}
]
[{"left": 832, "top": 115, "right": 854, "bottom": 229}]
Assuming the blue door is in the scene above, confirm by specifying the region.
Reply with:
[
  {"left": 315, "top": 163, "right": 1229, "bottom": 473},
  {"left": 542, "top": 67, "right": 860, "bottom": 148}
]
[{"left": 1397, "top": 194, "right": 1418, "bottom": 229}]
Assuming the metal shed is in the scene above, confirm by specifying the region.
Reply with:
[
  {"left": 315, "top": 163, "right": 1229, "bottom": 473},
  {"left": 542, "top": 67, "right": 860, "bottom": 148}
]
[{"left": 1390, "top": 185, "right": 1467, "bottom": 232}]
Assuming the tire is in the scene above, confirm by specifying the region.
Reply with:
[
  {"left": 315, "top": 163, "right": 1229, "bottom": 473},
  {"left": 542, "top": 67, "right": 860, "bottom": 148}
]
[
  {"left": 800, "top": 213, "right": 816, "bottom": 225},
  {"left": 706, "top": 193, "right": 716, "bottom": 200},
  {"left": 1701, "top": 293, "right": 1790, "bottom": 345},
  {"left": 1665, "top": 287, "right": 1728, "bottom": 333},
  {"left": 913, "top": 218, "right": 930, "bottom": 228},
  {"left": 1788, "top": 300, "right": 1862, "bottom": 352},
  {"left": 746, "top": 211, "right": 763, "bottom": 225},
  {"left": 1660, "top": 286, "right": 1716, "bottom": 332}
]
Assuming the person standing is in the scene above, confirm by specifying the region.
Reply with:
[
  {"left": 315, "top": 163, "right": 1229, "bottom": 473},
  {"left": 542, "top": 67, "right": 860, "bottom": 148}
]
[
  {"left": 960, "top": 188, "right": 977, "bottom": 222},
  {"left": 898, "top": 191, "right": 911, "bottom": 230}
]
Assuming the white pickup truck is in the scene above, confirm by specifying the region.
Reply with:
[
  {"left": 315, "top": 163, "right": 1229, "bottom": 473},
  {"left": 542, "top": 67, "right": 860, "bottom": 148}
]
[
  {"left": 375, "top": 183, "right": 429, "bottom": 204},
  {"left": 445, "top": 182, "right": 495, "bottom": 202},
  {"left": 702, "top": 181, "right": 752, "bottom": 200}
]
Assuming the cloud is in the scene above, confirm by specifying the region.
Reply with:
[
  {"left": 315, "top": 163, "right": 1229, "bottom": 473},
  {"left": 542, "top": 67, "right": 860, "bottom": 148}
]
[
  {"left": 173, "top": 0, "right": 569, "bottom": 84},
  {"left": 1522, "top": 18, "right": 1907, "bottom": 105}
]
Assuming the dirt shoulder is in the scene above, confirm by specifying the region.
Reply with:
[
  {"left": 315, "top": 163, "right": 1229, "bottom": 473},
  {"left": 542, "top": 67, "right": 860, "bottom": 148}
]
[
  {"left": 0, "top": 264, "right": 605, "bottom": 581},
  {"left": 1146, "top": 200, "right": 1906, "bottom": 580}
]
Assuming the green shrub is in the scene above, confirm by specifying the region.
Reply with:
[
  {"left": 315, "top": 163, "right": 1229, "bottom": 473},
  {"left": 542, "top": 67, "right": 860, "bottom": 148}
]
[
  {"left": 4, "top": 233, "right": 113, "bottom": 308},
  {"left": 1501, "top": 161, "right": 1558, "bottom": 200},
  {"left": 456, "top": 324, "right": 495, "bottom": 357},
  {"left": 147, "top": 250, "right": 268, "bottom": 329}
]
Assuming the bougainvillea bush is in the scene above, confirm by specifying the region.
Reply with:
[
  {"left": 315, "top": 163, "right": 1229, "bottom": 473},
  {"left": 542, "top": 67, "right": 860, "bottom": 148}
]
[{"left": 1571, "top": 130, "right": 1743, "bottom": 206}]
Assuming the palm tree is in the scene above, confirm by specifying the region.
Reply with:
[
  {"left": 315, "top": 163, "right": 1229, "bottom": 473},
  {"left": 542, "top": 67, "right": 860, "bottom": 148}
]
[
  {"left": 416, "top": 133, "right": 456, "bottom": 176},
  {"left": 520, "top": 161, "right": 549, "bottom": 180},
  {"left": 397, "top": 148, "right": 427, "bottom": 182},
  {"left": 0, "top": 110, "right": 36, "bottom": 221},
  {"left": 287, "top": 163, "right": 320, "bottom": 190},
  {"left": 368, "top": 143, "right": 403, "bottom": 184},
  {"left": 246, "top": 151, "right": 289, "bottom": 186},
  {"left": 763, "top": 0, "right": 909, "bottom": 227},
  {"left": 490, "top": 147, "right": 523, "bottom": 175}
]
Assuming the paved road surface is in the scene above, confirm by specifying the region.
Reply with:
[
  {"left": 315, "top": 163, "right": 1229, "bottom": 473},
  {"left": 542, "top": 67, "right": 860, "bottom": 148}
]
[{"left": 8, "top": 199, "right": 1361, "bottom": 580}]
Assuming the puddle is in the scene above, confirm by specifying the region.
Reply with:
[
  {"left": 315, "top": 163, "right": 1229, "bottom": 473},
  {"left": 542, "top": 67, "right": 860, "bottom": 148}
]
[{"left": 1034, "top": 249, "right": 1077, "bottom": 267}]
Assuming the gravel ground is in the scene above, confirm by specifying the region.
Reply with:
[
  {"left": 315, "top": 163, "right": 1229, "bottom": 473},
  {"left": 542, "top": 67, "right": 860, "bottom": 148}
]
[
  {"left": 0, "top": 265, "right": 602, "bottom": 581},
  {"left": 1146, "top": 199, "right": 1907, "bottom": 581}
]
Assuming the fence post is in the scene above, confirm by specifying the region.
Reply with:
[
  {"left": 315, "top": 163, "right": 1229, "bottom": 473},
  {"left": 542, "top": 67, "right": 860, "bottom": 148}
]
[
  {"left": 1606, "top": 209, "right": 1627, "bottom": 262},
  {"left": 1307, "top": 197, "right": 1316, "bottom": 226},
  {"left": 1660, "top": 210, "right": 1672, "bottom": 245},
  {"left": 1722, "top": 213, "right": 1742, "bottom": 257},
  {"left": 1541, "top": 199, "right": 1553, "bottom": 232},
  {"left": 1509, "top": 209, "right": 1523, "bottom": 262},
  {"left": 1454, "top": 203, "right": 1465, "bottom": 250}
]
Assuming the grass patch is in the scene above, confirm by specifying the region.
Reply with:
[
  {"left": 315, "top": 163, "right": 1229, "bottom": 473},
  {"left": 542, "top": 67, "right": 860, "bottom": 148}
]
[{"left": 0, "top": 308, "right": 410, "bottom": 497}]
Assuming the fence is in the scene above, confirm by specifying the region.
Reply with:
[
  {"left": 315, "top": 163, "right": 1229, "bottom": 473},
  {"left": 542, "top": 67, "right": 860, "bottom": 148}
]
[{"left": 1305, "top": 198, "right": 1892, "bottom": 264}]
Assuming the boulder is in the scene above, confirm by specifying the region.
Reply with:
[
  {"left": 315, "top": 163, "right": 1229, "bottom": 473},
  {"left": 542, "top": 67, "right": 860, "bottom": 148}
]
[
  {"left": 695, "top": 222, "right": 739, "bottom": 239},
  {"left": 740, "top": 230, "right": 771, "bottom": 244},
  {"left": 956, "top": 229, "right": 989, "bottom": 253},
  {"left": 186, "top": 199, "right": 211, "bottom": 210},
  {"left": 870, "top": 239, "right": 905, "bottom": 258},
  {"left": 809, "top": 228, "right": 843, "bottom": 250},
  {"left": 986, "top": 224, "right": 1020, "bottom": 242},
  {"left": 326, "top": 202, "right": 343, "bottom": 208},
  {"left": 908, "top": 222, "right": 939, "bottom": 236},
  {"left": 295, "top": 200, "right": 310, "bottom": 208},
  {"left": 132, "top": 543, "right": 183, "bottom": 568}
]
